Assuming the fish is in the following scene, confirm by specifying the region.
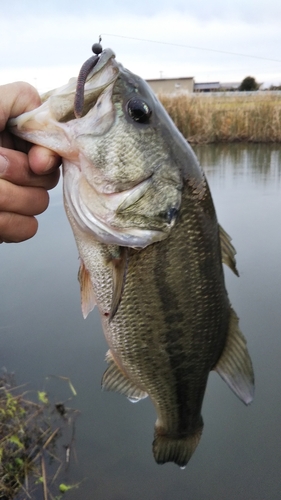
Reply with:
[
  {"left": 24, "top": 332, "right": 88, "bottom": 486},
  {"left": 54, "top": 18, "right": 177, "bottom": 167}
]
[{"left": 9, "top": 45, "right": 254, "bottom": 467}]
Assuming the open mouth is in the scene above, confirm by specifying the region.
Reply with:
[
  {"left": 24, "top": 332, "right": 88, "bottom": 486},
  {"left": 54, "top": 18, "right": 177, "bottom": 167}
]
[{"left": 8, "top": 49, "right": 119, "bottom": 149}]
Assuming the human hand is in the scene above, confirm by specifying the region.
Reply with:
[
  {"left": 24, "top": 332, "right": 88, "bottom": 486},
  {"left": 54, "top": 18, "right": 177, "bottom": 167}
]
[{"left": 0, "top": 82, "right": 61, "bottom": 243}]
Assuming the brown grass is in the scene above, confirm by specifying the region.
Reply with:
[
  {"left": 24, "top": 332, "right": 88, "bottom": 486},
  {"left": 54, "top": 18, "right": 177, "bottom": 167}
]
[{"left": 158, "top": 92, "right": 281, "bottom": 143}]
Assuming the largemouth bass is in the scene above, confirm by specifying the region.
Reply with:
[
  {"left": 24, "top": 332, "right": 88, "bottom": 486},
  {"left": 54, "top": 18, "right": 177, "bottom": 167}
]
[{"left": 9, "top": 45, "right": 254, "bottom": 467}]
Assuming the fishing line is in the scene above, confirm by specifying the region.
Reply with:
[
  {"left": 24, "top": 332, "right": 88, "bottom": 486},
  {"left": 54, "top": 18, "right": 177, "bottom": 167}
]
[{"left": 100, "top": 33, "right": 281, "bottom": 65}]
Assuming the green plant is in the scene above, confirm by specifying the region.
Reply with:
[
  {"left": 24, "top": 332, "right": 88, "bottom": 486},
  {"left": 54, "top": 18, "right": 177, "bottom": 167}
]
[
  {"left": 239, "top": 76, "right": 260, "bottom": 91},
  {"left": 0, "top": 372, "right": 80, "bottom": 499}
]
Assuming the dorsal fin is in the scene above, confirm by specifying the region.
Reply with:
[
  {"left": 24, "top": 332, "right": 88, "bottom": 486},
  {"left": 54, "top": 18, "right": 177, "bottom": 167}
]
[
  {"left": 215, "top": 308, "right": 254, "bottom": 405},
  {"left": 219, "top": 225, "right": 239, "bottom": 276},
  {"left": 78, "top": 260, "right": 96, "bottom": 319},
  {"left": 108, "top": 247, "right": 128, "bottom": 322},
  {"left": 102, "top": 350, "right": 148, "bottom": 402}
]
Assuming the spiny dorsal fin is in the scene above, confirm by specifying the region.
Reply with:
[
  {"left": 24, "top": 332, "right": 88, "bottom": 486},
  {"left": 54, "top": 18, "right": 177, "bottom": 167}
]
[
  {"left": 215, "top": 308, "right": 254, "bottom": 405},
  {"left": 219, "top": 224, "right": 239, "bottom": 277},
  {"left": 78, "top": 260, "right": 96, "bottom": 319},
  {"left": 108, "top": 247, "right": 128, "bottom": 322},
  {"left": 102, "top": 350, "right": 148, "bottom": 402}
]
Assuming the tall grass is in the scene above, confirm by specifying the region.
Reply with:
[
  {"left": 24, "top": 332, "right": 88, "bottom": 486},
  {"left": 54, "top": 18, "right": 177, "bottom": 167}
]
[{"left": 159, "top": 92, "right": 281, "bottom": 143}]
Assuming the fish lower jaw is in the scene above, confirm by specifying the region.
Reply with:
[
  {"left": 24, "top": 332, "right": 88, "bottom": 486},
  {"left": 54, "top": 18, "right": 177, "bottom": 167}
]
[
  {"left": 64, "top": 187, "right": 166, "bottom": 248},
  {"left": 63, "top": 167, "right": 169, "bottom": 247},
  {"left": 64, "top": 176, "right": 167, "bottom": 248}
]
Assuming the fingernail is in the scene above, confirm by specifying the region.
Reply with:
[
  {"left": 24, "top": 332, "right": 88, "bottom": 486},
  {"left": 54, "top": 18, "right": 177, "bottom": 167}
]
[
  {"left": 0, "top": 154, "right": 8, "bottom": 175},
  {"left": 45, "top": 155, "right": 56, "bottom": 172}
]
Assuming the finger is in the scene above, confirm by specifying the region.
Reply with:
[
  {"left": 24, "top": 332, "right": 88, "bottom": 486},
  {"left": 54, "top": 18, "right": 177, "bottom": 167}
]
[
  {"left": 0, "top": 212, "right": 38, "bottom": 243},
  {"left": 28, "top": 144, "right": 62, "bottom": 175},
  {"left": 0, "top": 147, "right": 60, "bottom": 189},
  {"left": 0, "top": 179, "right": 49, "bottom": 216},
  {"left": 0, "top": 82, "right": 41, "bottom": 131}
]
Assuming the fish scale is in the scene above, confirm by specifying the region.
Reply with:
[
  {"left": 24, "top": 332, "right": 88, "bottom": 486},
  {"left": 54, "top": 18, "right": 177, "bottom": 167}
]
[
  {"left": 105, "top": 183, "right": 229, "bottom": 438},
  {"left": 9, "top": 45, "right": 254, "bottom": 467}
]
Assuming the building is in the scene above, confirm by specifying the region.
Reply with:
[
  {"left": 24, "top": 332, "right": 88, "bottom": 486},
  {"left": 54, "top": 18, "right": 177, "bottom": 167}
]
[
  {"left": 146, "top": 77, "right": 194, "bottom": 94},
  {"left": 219, "top": 82, "right": 240, "bottom": 91},
  {"left": 194, "top": 82, "right": 220, "bottom": 92},
  {"left": 146, "top": 78, "right": 242, "bottom": 94}
]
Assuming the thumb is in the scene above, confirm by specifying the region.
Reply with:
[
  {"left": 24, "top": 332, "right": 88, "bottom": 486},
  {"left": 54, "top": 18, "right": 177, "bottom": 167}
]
[{"left": 0, "top": 82, "right": 41, "bottom": 131}]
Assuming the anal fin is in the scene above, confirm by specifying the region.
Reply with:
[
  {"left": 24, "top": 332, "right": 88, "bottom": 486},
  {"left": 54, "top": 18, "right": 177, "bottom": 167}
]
[
  {"left": 215, "top": 308, "right": 254, "bottom": 405},
  {"left": 102, "top": 350, "right": 148, "bottom": 402}
]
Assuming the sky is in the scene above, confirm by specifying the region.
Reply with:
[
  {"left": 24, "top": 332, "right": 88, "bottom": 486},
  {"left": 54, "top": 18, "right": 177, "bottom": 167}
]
[{"left": 1, "top": 0, "right": 281, "bottom": 92}]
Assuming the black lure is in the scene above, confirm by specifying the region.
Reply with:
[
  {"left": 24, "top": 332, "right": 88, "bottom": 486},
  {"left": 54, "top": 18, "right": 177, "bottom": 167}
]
[{"left": 74, "top": 39, "right": 103, "bottom": 118}]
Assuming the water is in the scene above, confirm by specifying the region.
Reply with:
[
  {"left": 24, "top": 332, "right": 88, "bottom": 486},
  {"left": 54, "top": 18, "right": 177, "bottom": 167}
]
[{"left": 1, "top": 143, "right": 281, "bottom": 499}]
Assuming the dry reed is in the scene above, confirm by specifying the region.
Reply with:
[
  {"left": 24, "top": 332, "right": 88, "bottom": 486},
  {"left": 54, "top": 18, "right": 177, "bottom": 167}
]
[{"left": 158, "top": 92, "right": 281, "bottom": 143}]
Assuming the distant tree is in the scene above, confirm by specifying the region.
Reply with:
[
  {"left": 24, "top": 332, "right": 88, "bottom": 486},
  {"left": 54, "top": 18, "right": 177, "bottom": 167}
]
[
  {"left": 239, "top": 76, "right": 259, "bottom": 91},
  {"left": 269, "top": 84, "right": 281, "bottom": 90}
]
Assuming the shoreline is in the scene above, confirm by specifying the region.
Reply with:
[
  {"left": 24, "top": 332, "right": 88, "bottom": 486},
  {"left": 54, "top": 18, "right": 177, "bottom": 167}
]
[{"left": 158, "top": 92, "right": 281, "bottom": 144}]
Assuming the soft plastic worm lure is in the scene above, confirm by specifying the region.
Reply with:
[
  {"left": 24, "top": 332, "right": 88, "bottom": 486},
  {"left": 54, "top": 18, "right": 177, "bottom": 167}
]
[{"left": 74, "top": 41, "right": 103, "bottom": 118}]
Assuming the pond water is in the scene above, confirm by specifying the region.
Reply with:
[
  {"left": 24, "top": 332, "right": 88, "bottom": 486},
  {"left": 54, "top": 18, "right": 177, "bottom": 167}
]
[{"left": 1, "top": 143, "right": 281, "bottom": 499}]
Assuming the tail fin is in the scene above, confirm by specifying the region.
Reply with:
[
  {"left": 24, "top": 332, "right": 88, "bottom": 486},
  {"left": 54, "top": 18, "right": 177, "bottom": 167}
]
[{"left": 152, "top": 427, "right": 203, "bottom": 467}]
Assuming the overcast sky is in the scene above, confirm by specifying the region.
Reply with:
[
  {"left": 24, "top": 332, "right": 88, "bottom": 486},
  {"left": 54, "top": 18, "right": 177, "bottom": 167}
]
[{"left": 1, "top": 0, "right": 281, "bottom": 91}]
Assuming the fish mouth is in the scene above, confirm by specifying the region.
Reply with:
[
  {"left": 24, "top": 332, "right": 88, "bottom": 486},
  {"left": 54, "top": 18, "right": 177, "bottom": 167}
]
[
  {"left": 64, "top": 166, "right": 169, "bottom": 248},
  {"left": 8, "top": 48, "right": 119, "bottom": 153}
]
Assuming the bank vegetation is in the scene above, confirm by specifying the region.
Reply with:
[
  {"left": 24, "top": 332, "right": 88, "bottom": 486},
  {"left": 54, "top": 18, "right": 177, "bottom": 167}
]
[
  {"left": 159, "top": 92, "right": 281, "bottom": 143},
  {"left": 0, "top": 372, "right": 80, "bottom": 500}
]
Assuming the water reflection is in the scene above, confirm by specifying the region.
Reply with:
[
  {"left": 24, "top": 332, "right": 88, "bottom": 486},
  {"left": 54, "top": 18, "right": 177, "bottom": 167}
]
[
  {"left": 195, "top": 143, "right": 281, "bottom": 186},
  {"left": 1, "top": 144, "right": 281, "bottom": 499}
]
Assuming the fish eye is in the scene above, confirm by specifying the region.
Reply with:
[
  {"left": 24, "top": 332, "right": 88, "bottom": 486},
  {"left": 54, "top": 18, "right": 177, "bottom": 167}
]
[{"left": 127, "top": 98, "right": 152, "bottom": 124}]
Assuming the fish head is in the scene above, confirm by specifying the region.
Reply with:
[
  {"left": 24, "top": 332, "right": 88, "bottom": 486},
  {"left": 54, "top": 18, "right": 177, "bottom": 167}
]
[{"left": 9, "top": 47, "right": 201, "bottom": 248}]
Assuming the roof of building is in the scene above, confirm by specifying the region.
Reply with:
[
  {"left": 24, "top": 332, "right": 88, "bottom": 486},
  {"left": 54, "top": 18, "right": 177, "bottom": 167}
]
[
  {"left": 146, "top": 76, "right": 194, "bottom": 83},
  {"left": 194, "top": 82, "right": 220, "bottom": 90}
]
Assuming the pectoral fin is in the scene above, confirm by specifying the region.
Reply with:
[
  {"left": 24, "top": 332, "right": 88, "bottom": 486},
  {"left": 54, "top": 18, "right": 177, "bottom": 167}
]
[
  {"left": 102, "top": 350, "right": 148, "bottom": 402},
  {"left": 215, "top": 308, "right": 254, "bottom": 405},
  {"left": 219, "top": 225, "right": 239, "bottom": 277},
  {"left": 108, "top": 247, "right": 128, "bottom": 321},
  {"left": 78, "top": 260, "right": 96, "bottom": 319}
]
